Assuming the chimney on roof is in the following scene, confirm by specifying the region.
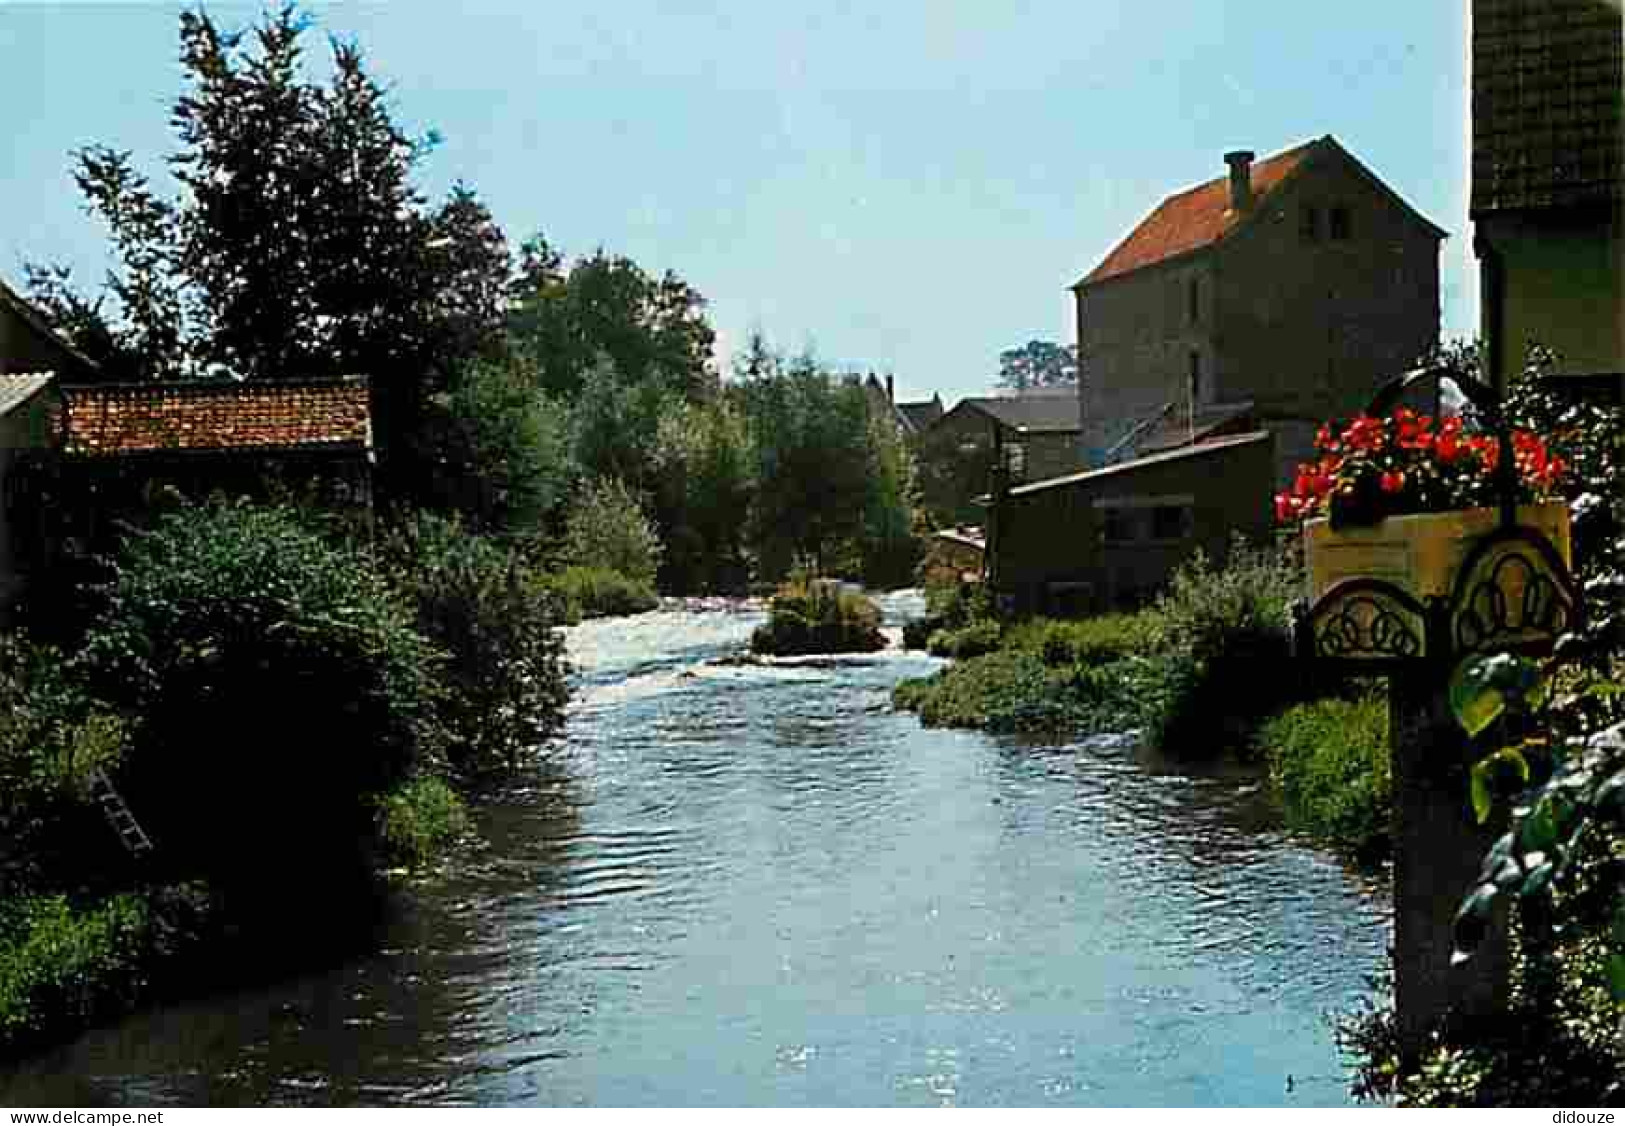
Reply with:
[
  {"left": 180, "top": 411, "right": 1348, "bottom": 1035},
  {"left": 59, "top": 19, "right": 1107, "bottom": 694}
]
[
  {"left": 885, "top": 374, "right": 894, "bottom": 403},
  {"left": 1224, "top": 150, "right": 1255, "bottom": 212}
]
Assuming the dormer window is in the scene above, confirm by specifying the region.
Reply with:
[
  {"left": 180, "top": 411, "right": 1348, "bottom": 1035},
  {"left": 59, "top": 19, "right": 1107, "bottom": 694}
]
[
  {"left": 1300, "top": 205, "right": 1320, "bottom": 243},
  {"left": 1330, "top": 205, "right": 1352, "bottom": 241}
]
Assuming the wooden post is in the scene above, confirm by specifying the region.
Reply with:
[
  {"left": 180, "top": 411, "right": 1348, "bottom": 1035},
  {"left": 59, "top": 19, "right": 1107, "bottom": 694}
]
[{"left": 1389, "top": 670, "right": 1511, "bottom": 1050}]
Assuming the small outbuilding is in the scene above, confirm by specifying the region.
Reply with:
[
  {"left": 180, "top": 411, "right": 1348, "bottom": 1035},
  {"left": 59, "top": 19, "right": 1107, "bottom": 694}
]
[{"left": 990, "top": 430, "right": 1276, "bottom": 615}]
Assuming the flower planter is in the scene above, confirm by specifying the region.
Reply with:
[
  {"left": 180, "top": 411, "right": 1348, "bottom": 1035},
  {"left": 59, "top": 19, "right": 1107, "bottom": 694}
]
[{"left": 1304, "top": 502, "right": 1571, "bottom": 605}]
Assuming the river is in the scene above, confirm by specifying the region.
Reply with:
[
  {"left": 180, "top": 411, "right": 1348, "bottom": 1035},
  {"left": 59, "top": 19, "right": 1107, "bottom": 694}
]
[{"left": 0, "top": 594, "right": 1388, "bottom": 1107}]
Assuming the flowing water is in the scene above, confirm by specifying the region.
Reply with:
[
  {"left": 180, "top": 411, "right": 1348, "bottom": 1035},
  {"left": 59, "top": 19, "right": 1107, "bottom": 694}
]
[{"left": 0, "top": 594, "right": 1389, "bottom": 1107}]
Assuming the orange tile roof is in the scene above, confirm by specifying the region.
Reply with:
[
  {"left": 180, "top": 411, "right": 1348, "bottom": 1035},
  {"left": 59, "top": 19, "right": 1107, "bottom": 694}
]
[
  {"left": 61, "top": 378, "right": 371, "bottom": 457},
  {"left": 1079, "top": 140, "right": 1321, "bottom": 286}
]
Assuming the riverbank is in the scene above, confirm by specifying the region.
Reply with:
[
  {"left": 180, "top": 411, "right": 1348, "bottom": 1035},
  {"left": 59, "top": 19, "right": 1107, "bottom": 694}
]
[{"left": 891, "top": 543, "right": 1393, "bottom": 861}]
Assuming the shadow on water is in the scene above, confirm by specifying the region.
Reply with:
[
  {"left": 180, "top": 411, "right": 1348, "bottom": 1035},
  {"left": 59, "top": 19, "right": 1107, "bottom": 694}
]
[{"left": 0, "top": 594, "right": 1387, "bottom": 1107}]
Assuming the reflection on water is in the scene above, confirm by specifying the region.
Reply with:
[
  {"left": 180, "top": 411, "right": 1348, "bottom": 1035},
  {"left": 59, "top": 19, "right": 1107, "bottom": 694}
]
[{"left": 0, "top": 593, "right": 1387, "bottom": 1107}]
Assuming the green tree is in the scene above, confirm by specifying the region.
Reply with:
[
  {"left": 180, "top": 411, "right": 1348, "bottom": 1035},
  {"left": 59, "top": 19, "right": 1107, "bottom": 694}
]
[
  {"left": 650, "top": 397, "right": 755, "bottom": 592},
  {"left": 419, "top": 354, "right": 574, "bottom": 539},
  {"left": 26, "top": 6, "right": 512, "bottom": 497},
  {"left": 509, "top": 239, "right": 717, "bottom": 401},
  {"left": 741, "top": 353, "right": 873, "bottom": 578},
  {"left": 997, "top": 339, "right": 1078, "bottom": 390}
]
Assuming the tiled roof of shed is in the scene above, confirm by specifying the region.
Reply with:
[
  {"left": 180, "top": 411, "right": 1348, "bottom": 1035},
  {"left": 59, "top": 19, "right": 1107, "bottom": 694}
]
[
  {"left": 1006, "top": 430, "right": 1273, "bottom": 497},
  {"left": 61, "top": 378, "right": 371, "bottom": 457},
  {"left": 1078, "top": 141, "right": 1319, "bottom": 286},
  {"left": 0, "top": 373, "right": 55, "bottom": 418},
  {"left": 953, "top": 394, "right": 1081, "bottom": 434},
  {"left": 1472, "top": 0, "right": 1624, "bottom": 214}
]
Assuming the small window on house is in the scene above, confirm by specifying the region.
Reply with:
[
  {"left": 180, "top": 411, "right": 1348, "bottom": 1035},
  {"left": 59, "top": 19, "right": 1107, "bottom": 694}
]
[
  {"left": 1150, "top": 505, "right": 1194, "bottom": 541},
  {"left": 1187, "top": 277, "right": 1200, "bottom": 325},
  {"left": 1189, "top": 350, "right": 1202, "bottom": 402},
  {"left": 1330, "top": 205, "right": 1352, "bottom": 241},
  {"left": 1300, "top": 205, "right": 1320, "bottom": 243}
]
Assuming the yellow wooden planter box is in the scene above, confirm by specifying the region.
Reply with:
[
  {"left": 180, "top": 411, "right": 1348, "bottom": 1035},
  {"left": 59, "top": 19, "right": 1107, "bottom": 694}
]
[{"left": 1304, "top": 502, "right": 1571, "bottom": 605}]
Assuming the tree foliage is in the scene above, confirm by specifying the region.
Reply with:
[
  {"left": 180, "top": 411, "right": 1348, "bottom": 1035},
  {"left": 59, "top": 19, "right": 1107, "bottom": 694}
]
[
  {"left": 996, "top": 339, "right": 1078, "bottom": 390},
  {"left": 508, "top": 238, "right": 717, "bottom": 401},
  {"left": 26, "top": 5, "right": 512, "bottom": 495}
]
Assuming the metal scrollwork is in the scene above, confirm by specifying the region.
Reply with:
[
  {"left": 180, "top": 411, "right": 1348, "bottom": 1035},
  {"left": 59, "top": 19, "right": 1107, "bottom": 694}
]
[
  {"left": 1450, "top": 525, "right": 1578, "bottom": 657},
  {"left": 1304, "top": 579, "right": 1430, "bottom": 663}
]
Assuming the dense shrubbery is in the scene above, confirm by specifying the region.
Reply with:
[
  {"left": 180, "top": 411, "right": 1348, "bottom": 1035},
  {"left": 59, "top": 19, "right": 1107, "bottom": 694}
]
[
  {"left": 895, "top": 541, "right": 1303, "bottom": 753},
  {"left": 377, "top": 776, "right": 472, "bottom": 870},
  {"left": 750, "top": 579, "right": 886, "bottom": 657},
  {"left": 81, "top": 500, "right": 447, "bottom": 892},
  {"left": 378, "top": 512, "right": 570, "bottom": 775},
  {"left": 0, "top": 894, "right": 150, "bottom": 1055},
  {"left": 1142, "top": 540, "right": 1304, "bottom": 755},
  {"left": 1002, "top": 612, "right": 1163, "bottom": 667},
  {"left": 562, "top": 477, "right": 664, "bottom": 590},
  {"left": 539, "top": 565, "right": 660, "bottom": 621},
  {"left": 0, "top": 636, "right": 128, "bottom": 896},
  {"left": 926, "top": 619, "right": 1002, "bottom": 658},
  {"left": 1257, "top": 696, "right": 1391, "bottom": 858},
  {"left": 893, "top": 650, "right": 1151, "bottom": 735}
]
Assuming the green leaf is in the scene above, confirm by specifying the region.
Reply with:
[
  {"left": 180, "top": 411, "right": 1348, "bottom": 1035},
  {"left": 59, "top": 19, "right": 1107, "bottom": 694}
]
[
  {"left": 1607, "top": 953, "right": 1625, "bottom": 1003},
  {"left": 1449, "top": 653, "right": 1543, "bottom": 737},
  {"left": 1468, "top": 746, "right": 1532, "bottom": 823},
  {"left": 1452, "top": 882, "right": 1500, "bottom": 962}
]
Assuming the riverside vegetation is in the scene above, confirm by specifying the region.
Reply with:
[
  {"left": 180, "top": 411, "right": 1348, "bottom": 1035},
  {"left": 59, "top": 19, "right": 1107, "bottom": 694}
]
[{"left": 2, "top": 6, "right": 928, "bottom": 1060}]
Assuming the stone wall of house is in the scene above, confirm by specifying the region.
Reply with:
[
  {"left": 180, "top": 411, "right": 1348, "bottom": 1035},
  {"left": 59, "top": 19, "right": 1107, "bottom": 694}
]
[
  {"left": 1077, "top": 260, "right": 1214, "bottom": 465},
  {"left": 1478, "top": 209, "right": 1625, "bottom": 383},
  {"left": 1212, "top": 154, "right": 1442, "bottom": 424},
  {"left": 993, "top": 432, "right": 1276, "bottom": 615}
]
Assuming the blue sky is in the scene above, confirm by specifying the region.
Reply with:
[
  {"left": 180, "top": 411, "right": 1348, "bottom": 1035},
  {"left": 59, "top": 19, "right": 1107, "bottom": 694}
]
[{"left": 1, "top": 1, "right": 1473, "bottom": 404}]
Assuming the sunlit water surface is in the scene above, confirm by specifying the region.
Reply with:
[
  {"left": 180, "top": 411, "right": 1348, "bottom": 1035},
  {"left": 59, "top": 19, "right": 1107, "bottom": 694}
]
[{"left": 0, "top": 593, "right": 1388, "bottom": 1106}]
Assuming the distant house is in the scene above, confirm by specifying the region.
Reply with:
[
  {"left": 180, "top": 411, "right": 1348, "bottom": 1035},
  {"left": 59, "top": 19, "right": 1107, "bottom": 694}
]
[
  {"left": 1472, "top": 0, "right": 1624, "bottom": 399},
  {"left": 860, "top": 373, "right": 945, "bottom": 437},
  {"left": 1073, "top": 136, "right": 1446, "bottom": 484},
  {"left": 991, "top": 430, "right": 1276, "bottom": 615},
  {"left": 915, "top": 390, "right": 1082, "bottom": 526}
]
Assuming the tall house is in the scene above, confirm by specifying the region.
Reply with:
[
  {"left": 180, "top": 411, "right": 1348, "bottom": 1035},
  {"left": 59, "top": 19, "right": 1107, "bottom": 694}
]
[
  {"left": 1073, "top": 136, "right": 1445, "bottom": 484},
  {"left": 1473, "top": 0, "right": 1624, "bottom": 391}
]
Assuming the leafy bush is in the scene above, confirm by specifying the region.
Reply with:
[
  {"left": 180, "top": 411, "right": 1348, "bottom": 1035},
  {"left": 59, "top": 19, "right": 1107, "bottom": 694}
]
[
  {"left": 926, "top": 619, "right": 1002, "bottom": 658},
  {"left": 0, "top": 636, "right": 128, "bottom": 895},
  {"left": 81, "top": 499, "right": 446, "bottom": 891},
  {"left": 377, "top": 776, "right": 472, "bottom": 870},
  {"left": 1154, "top": 537, "right": 1299, "bottom": 665},
  {"left": 1257, "top": 696, "right": 1391, "bottom": 858},
  {"left": 563, "top": 476, "right": 664, "bottom": 589},
  {"left": 540, "top": 565, "right": 660, "bottom": 621},
  {"left": 1144, "top": 539, "right": 1305, "bottom": 755},
  {"left": 378, "top": 513, "right": 570, "bottom": 775},
  {"left": 751, "top": 578, "right": 886, "bottom": 656},
  {"left": 0, "top": 894, "right": 150, "bottom": 1054}
]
